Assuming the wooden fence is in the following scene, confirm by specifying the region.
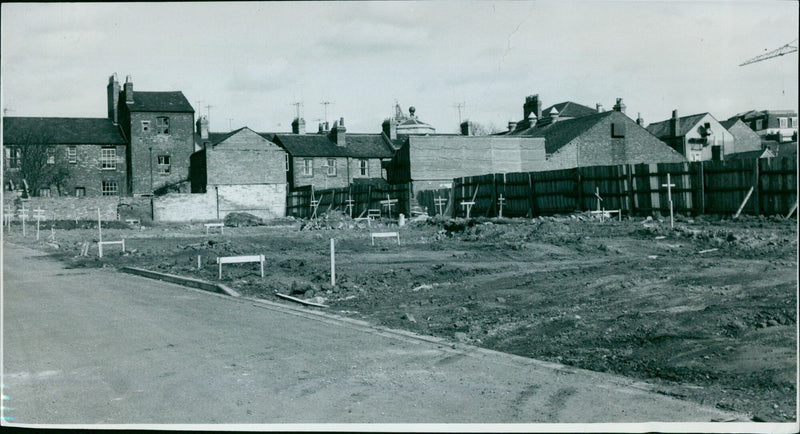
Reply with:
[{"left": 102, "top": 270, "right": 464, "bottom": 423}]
[
  {"left": 286, "top": 183, "right": 411, "bottom": 219},
  {"left": 438, "top": 157, "right": 796, "bottom": 218}
]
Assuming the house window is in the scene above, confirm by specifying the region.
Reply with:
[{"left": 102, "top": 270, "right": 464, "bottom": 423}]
[
  {"left": 75, "top": 187, "right": 85, "bottom": 197},
  {"left": 101, "top": 147, "right": 116, "bottom": 170},
  {"left": 101, "top": 180, "right": 118, "bottom": 196},
  {"left": 285, "top": 154, "right": 290, "bottom": 172},
  {"left": 6, "top": 146, "right": 21, "bottom": 169},
  {"left": 359, "top": 159, "right": 369, "bottom": 176},
  {"left": 46, "top": 147, "right": 55, "bottom": 164},
  {"left": 302, "top": 159, "right": 313, "bottom": 176},
  {"left": 326, "top": 158, "right": 337, "bottom": 176},
  {"left": 755, "top": 119, "right": 763, "bottom": 130},
  {"left": 790, "top": 118, "right": 797, "bottom": 128},
  {"left": 691, "top": 153, "right": 702, "bottom": 161},
  {"left": 141, "top": 120, "right": 150, "bottom": 133},
  {"left": 156, "top": 117, "right": 170, "bottom": 134},
  {"left": 157, "top": 155, "right": 171, "bottom": 175},
  {"left": 779, "top": 118, "right": 788, "bottom": 128},
  {"left": 67, "top": 146, "right": 77, "bottom": 163}
]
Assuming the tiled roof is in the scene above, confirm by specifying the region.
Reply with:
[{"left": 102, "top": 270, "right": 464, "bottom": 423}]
[
  {"left": 726, "top": 149, "right": 774, "bottom": 160},
  {"left": 509, "top": 110, "right": 615, "bottom": 154},
  {"left": 272, "top": 133, "right": 394, "bottom": 158},
  {"left": 540, "top": 101, "right": 597, "bottom": 119},
  {"left": 646, "top": 113, "right": 708, "bottom": 139},
  {"left": 2, "top": 117, "right": 126, "bottom": 145},
  {"left": 126, "top": 91, "right": 194, "bottom": 112}
]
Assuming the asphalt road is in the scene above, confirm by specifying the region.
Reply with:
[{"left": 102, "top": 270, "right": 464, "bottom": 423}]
[{"left": 2, "top": 241, "right": 746, "bottom": 426}]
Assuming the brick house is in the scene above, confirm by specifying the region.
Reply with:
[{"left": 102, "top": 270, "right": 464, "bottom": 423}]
[
  {"left": 719, "top": 118, "right": 763, "bottom": 156},
  {"left": 646, "top": 111, "right": 735, "bottom": 161},
  {"left": 189, "top": 124, "right": 287, "bottom": 219},
  {"left": 270, "top": 117, "right": 395, "bottom": 191},
  {"left": 728, "top": 109, "right": 798, "bottom": 143},
  {"left": 2, "top": 117, "right": 128, "bottom": 197},
  {"left": 108, "top": 74, "right": 195, "bottom": 196},
  {"left": 509, "top": 107, "right": 686, "bottom": 169}
]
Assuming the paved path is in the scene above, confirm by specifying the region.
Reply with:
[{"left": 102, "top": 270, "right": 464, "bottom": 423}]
[{"left": 2, "top": 242, "right": 745, "bottom": 425}]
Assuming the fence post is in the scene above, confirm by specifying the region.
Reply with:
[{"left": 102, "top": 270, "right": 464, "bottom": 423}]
[
  {"left": 489, "top": 174, "right": 498, "bottom": 217},
  {"left": 752, "top": 158, "right": 760, "bottom": 216},
  {"left": 576, "top": 168, "right": 583, "bottom": 212},
  {"left": 698, "top": 161, "right": 705, "bottom": 216},
  {"left": 626, "top": 164, "right": 635, "bottom": 216},
  {"left": 527, "top": 172, "right": 536, "bottom": 218}
]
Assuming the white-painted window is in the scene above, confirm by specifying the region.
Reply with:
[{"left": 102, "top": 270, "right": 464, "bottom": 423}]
[
  {"left": 38, "top": 188, "right": 51, "bottom": 197},
  {"left": 359, "top": 159, "right": 368, "bottom": 176},
  {"left": 790, "top": 118, "right": 797, "bottom": 128},
  {"left": 6, "top": 147, "right": 21, "bottom": 169},
  {"left": 157, "top": 155, "right": 170, "bottom": 175},
  {"left": 327, "top": 158, "right": 337, "bottom": 176},
  {"left": 779, "top": 118, "right": 788, "bottom": 128},
  {"left": 74, "top": 187, "right": 85, "bottom": 197},
  {"left": 302, "top": 159, "right": 313, "bottom": 176},
  {"left": 101, "top": 180, "right": 118, "bottom": 196},
  {"left": 67, "top": 146, "right": 77, "bottom": 163},
  {"left": 101, "top": 147, "right": 116, "bottom": 170},
  {"left": 46, "top": 147, "right": 55, "bottom": 164}
]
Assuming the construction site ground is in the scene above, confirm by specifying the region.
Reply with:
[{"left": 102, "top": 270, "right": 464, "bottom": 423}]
[{"left": 3, "top": 211, "right": 797, "bottom": 422}]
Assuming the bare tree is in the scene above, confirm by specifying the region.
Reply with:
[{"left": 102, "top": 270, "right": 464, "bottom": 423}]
[
  {"left": 5, "top": 130, "right": 69, "bottom": 197},
  {"left": 470, "top": 121, "right": 503, "bottom": 136}
]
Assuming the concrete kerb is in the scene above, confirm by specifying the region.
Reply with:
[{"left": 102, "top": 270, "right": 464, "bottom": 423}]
[
  {"left": 114, "top": 265, "right": 749, "bottom": 422},
  {"left": 120, "top": 266, "right": 240, "bottom": 297}
]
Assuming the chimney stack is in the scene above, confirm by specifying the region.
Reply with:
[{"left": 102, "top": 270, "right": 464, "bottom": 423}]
[
  {"left": 124, "top": 75, "right": 134, "bottom": 104},
  {"left": 331, "top": 117, "right": 346, "bottom": 146},
  {"left": 523, "top": 94, "right": 542, "bottom": 120},
  {"left": 508, "top": 121, "right": 517, "bottom": 132},
  {"left": 291, "top": 117, "right": 306, "bottom": 134},
  {"left": 196, "top": 115, "right": 209, "bottom": 140},
  {"left": 596, "top": 103, "right": 604, "bottom": 112},
  {"left": 382, "top": 118, "right": 397, "bottom": 140},
  {"left": 670, "top": 109, "right": 680, "bottom": 138},
  {"left": 107, "top": 73, "right": 120, "bottom": 125},
  {"left": 613, "top": 98, "right": 626, "bottom": 114},
  {"left": 460, "top": 120, "right": 473, "bottom": 136},
  {"left": 636, "top": 112, "right": 644, "bottom": 126}
]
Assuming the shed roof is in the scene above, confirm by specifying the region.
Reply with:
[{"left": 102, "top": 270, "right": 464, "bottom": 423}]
[
  {"left": 2, "top": 117, "right": 126, "bottom": 145},
  {"left": 646, "top": 113, "right": 709, "bottom": 139},
  {"left": 126, "top": 91, "right": 194, "bottom": 113}
]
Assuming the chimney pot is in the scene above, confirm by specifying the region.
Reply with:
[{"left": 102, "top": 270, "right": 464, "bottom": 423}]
[
  {"left": 596, "top": 103, "right": 604, "bottom": 112},
  {"left": 613, "top": 98, "right": 626, "bottom": 114},
  {"left": 124, "top": 76, "right": 133, "bottom": 104},
  {"left": 670, "top": 109, "right": 680, "bottom": 138},
  {"left": 460, "top": 120, "right": 473, "bottom": 136},
  {"left": 196, "top": 115, "right": 209, "bottom": 140},
  {"left": 292, "top": 117, "right": 306, "bottom": 134},
  {"left": 382, "top": 118, "right": 397, "bottom": 140}
]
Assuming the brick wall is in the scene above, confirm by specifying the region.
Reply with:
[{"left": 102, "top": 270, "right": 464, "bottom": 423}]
[
  {"left": 727, "top": 121, "right": 762, "bottom": 155},
  {"left": 206, "top": 129, "right": 287, "bottom": 185},
  {"left": 127, "top": 112, "right": 194, "bottom": 195},
  {"left": 3, "top": 143, "right": 128, "bottom": 197},
  {"left": 153, "top": 184, "right": 286, "bottom": 222},
  {"left": 548, "top": 112, "right": 686, "bottom": 169},
  {"left": 2, "top": 195, "right": 120, "bottom": 221},
  {"left": 291, "top": 156, "right": 350, "bottom": 190}
]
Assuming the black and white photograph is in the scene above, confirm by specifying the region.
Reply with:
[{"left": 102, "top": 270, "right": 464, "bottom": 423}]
[{"left": 1, "top": 1, "right": 797, "bottom": 432}]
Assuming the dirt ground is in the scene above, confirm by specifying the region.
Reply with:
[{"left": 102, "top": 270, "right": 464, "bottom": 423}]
[{"left": 4, "top": 211, "right": 797, "bottom": 422}]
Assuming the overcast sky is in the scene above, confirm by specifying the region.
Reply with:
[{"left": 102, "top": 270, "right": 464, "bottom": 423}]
[{"left": 1, "top": 1, "right": 798, "bottom": 134}]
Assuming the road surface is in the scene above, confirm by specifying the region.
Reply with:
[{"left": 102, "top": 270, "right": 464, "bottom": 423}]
[{"left": 2, "top": 242, "right": 746, "bottom": 426}]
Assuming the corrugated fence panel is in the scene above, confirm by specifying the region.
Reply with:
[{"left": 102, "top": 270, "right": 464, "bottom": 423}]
[
  {"left": 578, "top": 165, "right": 630, "bottom": 213},
  {"left": 531, "top": 167, "right": 578, "bottom": 215}
]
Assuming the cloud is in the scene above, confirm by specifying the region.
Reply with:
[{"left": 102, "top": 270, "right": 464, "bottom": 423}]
[{"left": 225, "top": 60, "right": 295, "bottom": 94}]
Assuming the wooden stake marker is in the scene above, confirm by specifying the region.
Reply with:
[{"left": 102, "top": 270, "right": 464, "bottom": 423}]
[
  {"left": 380, "top": 194, "right": 397, "bottom": 219},
  {"left": 204, "top": 222, "right": 224, "bottom": 235},
  {"left": 434, "top": 196, "right": 447, "bottom": 216},
  {"left": 20, "top": 205, "right": 28, "bottom": 236},
  {"left": 345, "top": 197, "right": 355, "bottom": 218},
  {"left": 371, "top": 231, "right": 400, "bottom": 246},
  {"left": 662, "top": 173, "right": 675, "bottom": 228},
  {"left": 34, "top": 209, "right": 45, "bottom": 241},
  {"left": 497, "top": 195, "right": 506, "bottom": 218}
]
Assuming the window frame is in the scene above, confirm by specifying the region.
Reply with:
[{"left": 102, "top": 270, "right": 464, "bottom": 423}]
[
  {"left": 302, "top": 159, "right": 313, "bottom": 176},
  {"left": 156, "top": 116, "right": 170, "bottom": 135},
  {"left": 46, "top": 147, "right": 55, "bottom": 165},
  {"left": 101, "top": 147, "right": 116, "bottom": 170},
  {"left": 74, "top": 187, "right": 86, "bottom": 197},
  {"left": 779, "top": 118, "right": 788, "bottom": 128},
  {"left": 6, "top": 146, "right": 21, "bottom": 169},
  {"left": 157, "top": 155, "right": 171, "bottom": 175},
  {"left": 67, "top": 146, "right": 77, "bottom": 164},
  {"left": 101, "top": 180, "right": 118, "bottom": 196},
  {"left": 359, "top": 159, "right": 369, "bottom": 176},
  {"left": 326, "top": 158, "right": 337, "bottom": 176}
]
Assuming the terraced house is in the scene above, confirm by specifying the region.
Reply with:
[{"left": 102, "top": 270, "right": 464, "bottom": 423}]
[{"left": 3, "top": 117, "right": 128, "bottom": 197}]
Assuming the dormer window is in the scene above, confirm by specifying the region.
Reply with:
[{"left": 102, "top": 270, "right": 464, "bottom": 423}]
[{"left": 156, "top": 117, "right": 170, "bottom": 135}]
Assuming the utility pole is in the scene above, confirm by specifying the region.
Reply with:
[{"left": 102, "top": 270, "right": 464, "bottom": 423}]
[{"left": 228, "top": 118, "right": 233, "bottom": 131}]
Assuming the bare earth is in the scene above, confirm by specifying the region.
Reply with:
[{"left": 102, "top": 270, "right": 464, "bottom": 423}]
[{"left": 4, "top": 212, "right": 797, "bottom": 422}]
